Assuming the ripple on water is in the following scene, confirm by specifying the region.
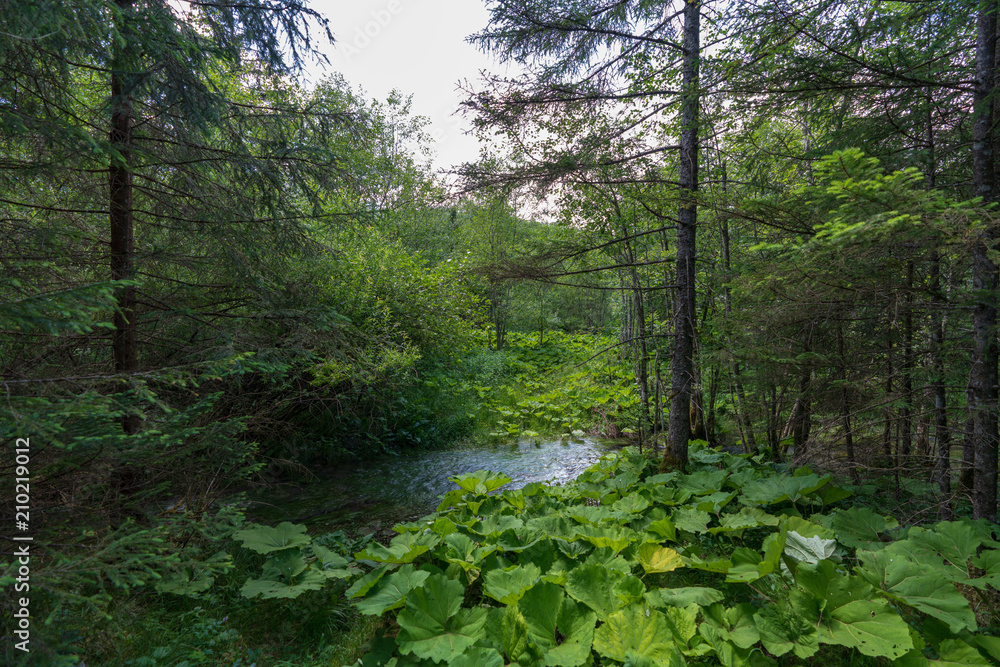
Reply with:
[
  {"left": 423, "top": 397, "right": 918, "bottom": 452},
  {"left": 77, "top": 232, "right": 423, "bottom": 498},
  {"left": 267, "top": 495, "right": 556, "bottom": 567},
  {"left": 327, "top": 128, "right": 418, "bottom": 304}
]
[{"left": 249, "top": 437, "right": 615, "bottom": 528}]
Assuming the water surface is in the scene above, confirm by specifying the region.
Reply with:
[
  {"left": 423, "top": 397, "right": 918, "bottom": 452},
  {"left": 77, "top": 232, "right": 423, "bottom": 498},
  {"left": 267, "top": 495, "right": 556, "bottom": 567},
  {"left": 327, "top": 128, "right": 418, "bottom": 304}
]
[{"left": 249, "top": 437, "right": 614, "bottom": 530}]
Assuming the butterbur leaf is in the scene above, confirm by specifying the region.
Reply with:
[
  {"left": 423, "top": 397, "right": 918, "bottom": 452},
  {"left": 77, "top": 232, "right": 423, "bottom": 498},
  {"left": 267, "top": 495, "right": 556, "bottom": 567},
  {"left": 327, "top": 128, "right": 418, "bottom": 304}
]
[
  {"left": 564, "top": 564, "right": 632, "bottom": 620},
  {"left": 517, "top": 582, "right": 563, "bottom": 650},
  {"left": 753, "top": 600, "right": 819, "bottom": 659},
  {"left": 234, "top": 522, "right": 310, "bottom": 554},
  {"left": 484, "top": 564, "right": 541, "bottom": 604},
  {"left": 934, "top": 639, "right": 995, "bottom": 666},
  {"left": 503, "top": 604, "right": 530, "bottom": 663},
  {"left": 572, "top": 523, "right": 637, "bottom": 552},
  {"left": 856, "top": 549, "right": 976, "bottom": 633},
  {"left": 793, "top": 561, "right": 913, "bottom": 659},
  {"left": 645, "top": 587, "right": 724, "bottom": 608},
  {"left": 673, "top": 507, "right": 712, "bottom": 534},
  {"left": 358, "top": 531, "right": 435, "bottom": 564},
  {"left": 347, "top": 564, "right": 392, "bottom": 599},
  {"left": 783, "top": 530, "right": 838, "bottom": 565},
  {"left": 634, "top": 543, "right": 683, "bottom": 574},
  {"left": 449, "top": 470, "right": 513, "bottom": 494},
  {"left": 355, "top": 565, "right": 430, "bottom": 616},
  {"left": 547, "top": 597, "right": 597, "bottom": 667},
  {"left": 593, "top": 603, "right": 684, "bottom": 665},
  {"left": 311, "top": 544, "right": 350, "bottom": 570},
  {"left": 240, "top": 567, "right": 326, "bottom": 599},
  {"left": 825, "top": 507, "right": 896, "bottom": 549},
  {"left": 448, "top": 647, "right": 504, "bottom": 667},
  {"left": 397, "top": 574, "right": 486, "bottom": 662},
  {"left": 613, "top": 493, "right": 651, "bottom": 514},
  {"left": 710, "top": 507, "right": 778, "bottom": 534},
  {"left": 645, "top": 517, "right": 677, "bottom": 541}
]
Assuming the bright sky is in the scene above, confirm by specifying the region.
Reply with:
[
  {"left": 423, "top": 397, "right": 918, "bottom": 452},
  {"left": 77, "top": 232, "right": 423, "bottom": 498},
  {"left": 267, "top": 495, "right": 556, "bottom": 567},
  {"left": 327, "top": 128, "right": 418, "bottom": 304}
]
[{"left": 303, "top": 0, "right": 504, "bottom": 173}]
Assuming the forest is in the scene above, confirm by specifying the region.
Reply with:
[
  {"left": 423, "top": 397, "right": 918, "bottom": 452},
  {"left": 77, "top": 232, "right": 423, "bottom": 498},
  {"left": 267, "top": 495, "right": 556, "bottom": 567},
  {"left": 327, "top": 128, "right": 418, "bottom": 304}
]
[{"left": 2, "top": 0, "right": 1000, "bottom": 665}]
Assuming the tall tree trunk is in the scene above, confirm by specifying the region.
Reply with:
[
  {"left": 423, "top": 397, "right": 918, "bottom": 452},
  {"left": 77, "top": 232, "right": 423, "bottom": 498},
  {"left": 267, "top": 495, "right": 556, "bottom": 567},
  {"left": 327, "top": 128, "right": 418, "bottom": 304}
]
[
  {"left": 930, "top": 252, "right": 953, "bottom": 519},
  {"left": 665, "top": 0, "right": 700, "bottom": 469},
  {"left": 883, "top": 337, "right": 895, "bottom": 461},
  {"left": 791, "top": 327, "right": 813, "bottom": 461},
  {"left": 970, "top": 2, "right": 999, "bottom": 521},
  {"left": 838, "top": 323, "right": 857, "bottom": 477},
  {"left": 110, "top": 0, "right": 140, "bottom": 435},
  {"left": 900, "top": 262, "right": 914, "bottom": 459}
]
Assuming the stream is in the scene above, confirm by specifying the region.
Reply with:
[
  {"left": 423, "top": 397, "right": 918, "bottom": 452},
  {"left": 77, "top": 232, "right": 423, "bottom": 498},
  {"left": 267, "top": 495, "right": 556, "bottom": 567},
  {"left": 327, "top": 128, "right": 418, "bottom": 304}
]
[{"left": 248, "top": 437, "right": 616, "bottom": 534}]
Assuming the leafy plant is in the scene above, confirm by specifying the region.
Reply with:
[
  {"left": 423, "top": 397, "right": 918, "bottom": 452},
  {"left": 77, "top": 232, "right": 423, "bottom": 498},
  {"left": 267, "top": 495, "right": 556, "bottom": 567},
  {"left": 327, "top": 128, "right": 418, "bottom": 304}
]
[{"left": 346, "top": 444, "right": 1000, "bottom": 666}]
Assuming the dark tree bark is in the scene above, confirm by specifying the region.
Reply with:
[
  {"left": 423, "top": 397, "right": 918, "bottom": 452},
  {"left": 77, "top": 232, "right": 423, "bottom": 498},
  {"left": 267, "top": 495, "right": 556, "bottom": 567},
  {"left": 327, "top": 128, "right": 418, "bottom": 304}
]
[
  {"left": 665, "top": 0, "right": 700, "bottom": 469},
  {"left": 970, "top": 2, "right": 998, "bottom": 521},
  {"left": 930, "top": 252, "right": 953, "bottom": 519},
  {"left": 900, "top": 262, "right": 914, "bottom": 459},
  {"left": 110, "top": 0, "right": 140, "bottom": 435}
]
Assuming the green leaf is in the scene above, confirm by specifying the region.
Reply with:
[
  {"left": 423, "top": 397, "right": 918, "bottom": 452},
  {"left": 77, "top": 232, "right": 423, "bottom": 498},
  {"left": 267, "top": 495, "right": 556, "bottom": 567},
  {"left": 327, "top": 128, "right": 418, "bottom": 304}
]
[
  {"left": 448, "top": 647, "right": 504, "bottom": 667},
  {"left": 547, "top": 597, "right": 597, "bottom": 667},
  {"left": 450, "top": 470, "right": 513, "bottom": 494},
  {"left": 240, "top": 567, "right": 326, "bottom": 599},
  {"left": 634, "top": 543, "right": 683, "bottom": 574},
  {"left": 234, "top": 522, "right": 311, "bottom": 554},
  {"left": 856, "top": 549, "right": 976, "bottom": 633},
  {"left": 564, "top": 564, "right": 636, "bottom": 621},
  {"left": 793, "top": 561, "right": 913, "bottom": 659},
  {"left": 709, "top": 507, "right": 778, "bottom": 534},
  {"left": 824, "top": 507, "right": 896, "bottom": 549},
  {"left": 356, "top": 565, "right": 430, "bottom": 616},
  {"left": 396, "top": 574, "right": 486, "bottom": 662},
  {"left": 645, "top": 587, "right": 724, "bottom": 608},
  {"left": 484, "top": 564, "right": 541, "bottom": 605},
  {"left": 347, "top": 564, "right": 392, "bottom": 599},
  {"left": 593, "top": 603, "right": 684, "bottom": 666},
  {"left": 753, "top": 600, "right": 819, "bottom": 659},
  {"left": 572, "top": 523, "right": 637, "bottom": 552},
  {"left": 783, "top": 530, "right": 838, "bottom": 565},
  {"left": 673, "top": 507, "right": 712, "bottom": 534}
]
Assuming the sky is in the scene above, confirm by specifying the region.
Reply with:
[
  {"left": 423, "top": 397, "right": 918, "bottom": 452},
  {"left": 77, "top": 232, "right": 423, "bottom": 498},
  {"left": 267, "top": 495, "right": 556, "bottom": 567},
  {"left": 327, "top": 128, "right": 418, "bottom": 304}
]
[{"left": 302, "top": 0, "right": 506, "bottom": 173}]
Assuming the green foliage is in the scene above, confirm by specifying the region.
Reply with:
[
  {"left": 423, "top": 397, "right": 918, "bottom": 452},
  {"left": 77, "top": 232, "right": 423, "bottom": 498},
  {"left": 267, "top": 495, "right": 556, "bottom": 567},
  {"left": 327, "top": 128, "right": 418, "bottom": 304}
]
[{"left": 348, "top": 444, "right": 1000, "bottom": 666}]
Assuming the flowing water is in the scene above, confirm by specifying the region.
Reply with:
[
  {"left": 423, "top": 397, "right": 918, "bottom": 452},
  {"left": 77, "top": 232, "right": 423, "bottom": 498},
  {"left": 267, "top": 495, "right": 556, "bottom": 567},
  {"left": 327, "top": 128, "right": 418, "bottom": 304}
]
[{"left": 249, "top": 437, "right": 615, "bottom": 532}]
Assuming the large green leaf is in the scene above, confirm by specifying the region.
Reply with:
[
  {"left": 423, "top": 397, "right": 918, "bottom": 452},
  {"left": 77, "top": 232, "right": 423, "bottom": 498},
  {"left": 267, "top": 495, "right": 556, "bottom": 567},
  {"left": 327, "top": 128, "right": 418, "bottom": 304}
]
[
  {"left": 355, "top": 565, "right": 430, "bottom": 616},
  {"left": 358, "top": 531, "right": 436, "bottom": 564},
  {"left": 448, "top": 647, "right": 504, "bottom": 667},
  {"left": 450, "top": 470, "right": 513, "bottom": 494},
  {"left": 484, "top": 564, "right": 541, "bottom": 604},
  {"left": 646, "top": 587, "right": 724, "bottom": 608},
  {"left": 857, "top": 549, "right": 976, "bottom": 633},
  {"left": 547, "top": 597, "right": 597, "bottom": 667},
  {"left": 673, "top": 507, "right": 712, "bottom": 534},
  {"left": 824, "top": 507, "right": 897, "bottom": 549},
  {"left": 593, "top": 603, "right": 684, "bottom": 666},
  {"left": 564, "top": 564, "right": 637, "bottom": 620},
  {"left": 572, "top": 523, "right": 637, "bottom": 552},
  {"left": 709, "top": 507, "right": 778, "bottom": 534},
  {"left": 783, "top": 530, "right": 837, "bottom": 565},
  {"left": 634, "top": 543, "right": 683, "bottom": 574},
  {"left": 234, "top": 522, "right": 311, "bottom": 554},
  {"left": 793, "top": 560, "right": 913, "bottom": 659},
  {"left": 753, "top": 600, "right": 819, "bottom": 659},
  {"left": 397, "top": 574, "right": 487, "bottom": 662}
]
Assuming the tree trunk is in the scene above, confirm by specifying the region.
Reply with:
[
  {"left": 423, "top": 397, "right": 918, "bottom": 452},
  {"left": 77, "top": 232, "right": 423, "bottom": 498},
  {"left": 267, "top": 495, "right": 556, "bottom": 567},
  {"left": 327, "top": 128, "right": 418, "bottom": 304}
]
[
  {"left": 838, "top": 323, "right": 857, "bottom": 476},
  {"left": 970, "top": 2, "right": 999, "bottom": 521},
  {"left": 665, "top": 0, "right": 700, "bottom": 470},
  {"left": 110, "top": 0, "right": 140, "bottom": 435},
  {"left": 900, "top": 262, "right": 914, "bottom": 459},
  {"left": 930, "top": 252, "right": 953, "bottom": 518}
]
